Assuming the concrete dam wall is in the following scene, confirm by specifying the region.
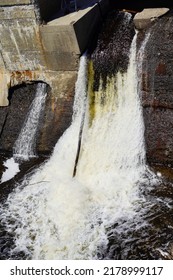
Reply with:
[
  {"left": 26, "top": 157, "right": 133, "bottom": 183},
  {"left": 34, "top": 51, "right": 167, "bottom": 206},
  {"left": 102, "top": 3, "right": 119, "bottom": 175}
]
[
  {"left": 0, "top": 0, "right": 109, "bottom": 106},
  {"left": 0, "top": 0, "right": 109, "bottom": 153}
]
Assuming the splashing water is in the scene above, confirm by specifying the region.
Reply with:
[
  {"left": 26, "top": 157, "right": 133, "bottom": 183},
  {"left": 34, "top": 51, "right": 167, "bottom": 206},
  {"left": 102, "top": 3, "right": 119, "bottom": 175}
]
[
  {"left": 1, "top": 83, "right": 47, "bottom": 183},
  {"left": 13, "top": 83, "right": 47, "bottom": 160},
  {"left": 1, "top": 158, "right": 20, "bottom": 184},
  {"left": 1, "top": 33, "right": 156, "bottom": 260}
]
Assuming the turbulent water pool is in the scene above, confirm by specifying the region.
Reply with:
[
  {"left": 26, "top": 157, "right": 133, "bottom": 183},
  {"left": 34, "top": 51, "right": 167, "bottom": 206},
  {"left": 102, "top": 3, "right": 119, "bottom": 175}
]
[{"left": 1, "top": 153, "right": 173, "bottom": 260}]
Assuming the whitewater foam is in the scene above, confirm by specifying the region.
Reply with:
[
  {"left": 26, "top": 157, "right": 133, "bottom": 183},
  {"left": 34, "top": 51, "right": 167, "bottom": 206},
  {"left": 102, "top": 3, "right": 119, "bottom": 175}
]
[{"left": 1, "top": 32, "right": 157, "bottom": 260}]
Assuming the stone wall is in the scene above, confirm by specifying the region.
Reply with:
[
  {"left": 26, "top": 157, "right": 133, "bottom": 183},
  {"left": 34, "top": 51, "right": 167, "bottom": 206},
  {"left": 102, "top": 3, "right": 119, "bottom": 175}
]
[{"left": 140, "top": 11, "right": 173, "bottom": 166}]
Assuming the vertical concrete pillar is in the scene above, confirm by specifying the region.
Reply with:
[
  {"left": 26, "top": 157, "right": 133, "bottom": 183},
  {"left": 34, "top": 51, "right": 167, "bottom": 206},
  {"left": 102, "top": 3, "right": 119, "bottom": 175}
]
[{"left": 0, "top": 70, "right": 10, "bottom": 106}]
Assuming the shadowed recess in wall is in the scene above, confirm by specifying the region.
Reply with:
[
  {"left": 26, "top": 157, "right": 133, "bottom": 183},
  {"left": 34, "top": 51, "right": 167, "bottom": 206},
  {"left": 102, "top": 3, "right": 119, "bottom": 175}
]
[{"left": 0, "top": 84, "right": 38, "bottom": 153}]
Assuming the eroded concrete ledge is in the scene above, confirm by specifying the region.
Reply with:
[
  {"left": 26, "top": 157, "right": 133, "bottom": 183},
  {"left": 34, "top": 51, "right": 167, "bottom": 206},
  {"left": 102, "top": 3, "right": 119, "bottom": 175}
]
[{"left": 134, "top": 8, "right": 170, "bottom": 29}]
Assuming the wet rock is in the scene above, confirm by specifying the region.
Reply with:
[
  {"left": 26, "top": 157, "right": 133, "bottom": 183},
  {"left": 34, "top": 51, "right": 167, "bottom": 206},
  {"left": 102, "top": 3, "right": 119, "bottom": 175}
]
[
  {"left": 0, "top": 84, "right": 37, "bottom": 152},
  {"left": 143, "top": 108, "right": 173, "bottom": 165},
  {"left": 91, "top": 11, "right": 135, "bottom": 90},
  {"left": 141, "top": 14, "right": 173, "bottom": 166},
  {"left": 37, "top": 72, "right": 76, "bottom": 153}
]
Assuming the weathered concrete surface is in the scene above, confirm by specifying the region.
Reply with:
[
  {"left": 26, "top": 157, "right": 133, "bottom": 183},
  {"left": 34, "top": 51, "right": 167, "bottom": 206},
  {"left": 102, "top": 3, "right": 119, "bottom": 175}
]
[
  {"left": 0, "top": 0, "right": 31, "bottom": 4},
  {"left": 0, "top": 6, "right": 36, "bottom": 20},
  {"left": 0, "top": 0, "right": 110, "bottom": 154},
  {"left": 0, "top": 0, "right": 109, "bottom": 106},
  {"left": 0, "top": 2, "right": 42, "bottom": 106},
  {"left": 44, "top": 4, "right": 103, "bottom": 54},
  {"left": 39, "top": 24, "right": 79, "bottom": 71},
  {"left": 134, "top": 8, "right": 169, "bottom": 29},
  {"left": 141, "top": 13, "right": 173, "bottom": 166},
  {"left": 0, "top": 71, "right": 10, "bottom": 106}
]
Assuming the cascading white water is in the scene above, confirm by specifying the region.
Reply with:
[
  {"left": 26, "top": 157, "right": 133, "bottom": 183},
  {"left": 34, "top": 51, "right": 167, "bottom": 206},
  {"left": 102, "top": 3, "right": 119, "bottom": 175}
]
[
  {"left": 1, "top": 31, "right": 155, "bottom": 260},
  {"left": 13, "top": 83, "right": 47, "bottom": 160},
  {"left": 1, "top": 83, "right": 47, "bottom": 183}
]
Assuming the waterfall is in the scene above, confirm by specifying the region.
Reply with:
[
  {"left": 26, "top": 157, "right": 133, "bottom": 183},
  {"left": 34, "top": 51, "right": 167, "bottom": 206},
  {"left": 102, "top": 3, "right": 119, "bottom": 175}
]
[
  {"left": 13, "top": 83, "right": 47, "bottom": 160},
  {"left": 1, "top": 29, "right": 154, "bottom": 259},
  {"left": 1, "top": 82, "right": 47, "bottom": 184},
  {"left": 77, "top": 35, "right": 146, "bottom": 182}
]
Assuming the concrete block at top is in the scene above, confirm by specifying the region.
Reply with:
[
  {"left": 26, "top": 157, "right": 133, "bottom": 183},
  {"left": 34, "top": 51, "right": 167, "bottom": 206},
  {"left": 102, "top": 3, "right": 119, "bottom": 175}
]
[
  {"left": 0, "top": 0, "right": 109, "bottom": 73},
  {"left": 73, "top": 4, "right": 102, "bottom": 53},
  {"left": 134, "top": 8, "right": 169, "bottom": 29},
  {"left": 40, "top": 25, "right": 80, "bottom": 54},
  {"left": 44, "top": 2, "right": 104, "bottom": 57},
  {"left": 0, "top": 0, "right": 31, "bottom": 5}
]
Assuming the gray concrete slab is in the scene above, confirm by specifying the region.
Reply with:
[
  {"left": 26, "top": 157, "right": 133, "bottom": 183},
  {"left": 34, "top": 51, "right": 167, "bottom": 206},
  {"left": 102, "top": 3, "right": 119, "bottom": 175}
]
[
  {"left": 47, "top": 5, "right": 98, "bottom": 26},
  {"left": 134, "top": 8, "right": 169, "bottom": 29},
  {"left": 0, "top": 0, "right": 31, "bottom": 5}
]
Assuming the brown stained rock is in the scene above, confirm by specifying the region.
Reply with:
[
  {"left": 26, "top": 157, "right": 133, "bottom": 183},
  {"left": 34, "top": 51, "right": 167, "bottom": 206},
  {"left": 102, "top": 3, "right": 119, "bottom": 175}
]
[
  {"left": 140, "top": 15, "right": 173, "bottom": 166},
  {"left": 37, "top": 72, "right": 77, "bottom": 154},
  {"left": 141, "top": 72, "right": 150, "bottom": 92},
  {"left": 143, "top": 107, "right": 173, "bottom": 165},
  {"left": 155, "top": 62, "right": 167, "bottom": 75}
]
